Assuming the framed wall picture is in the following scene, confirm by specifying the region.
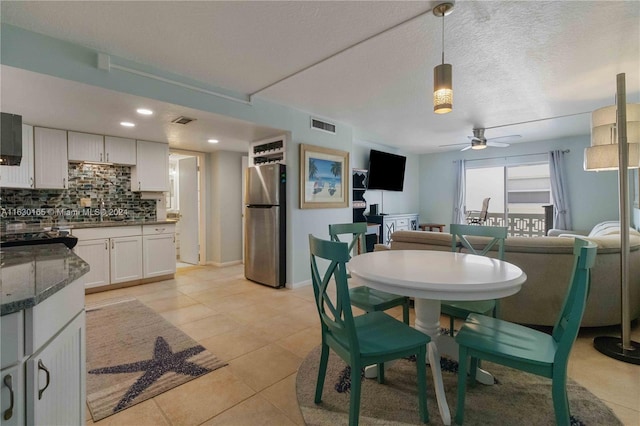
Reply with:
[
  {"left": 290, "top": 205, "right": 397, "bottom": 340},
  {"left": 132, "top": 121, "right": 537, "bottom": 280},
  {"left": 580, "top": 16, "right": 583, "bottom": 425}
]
[{"left": 300, "top": 143, "right": 350, "bottom": 209}]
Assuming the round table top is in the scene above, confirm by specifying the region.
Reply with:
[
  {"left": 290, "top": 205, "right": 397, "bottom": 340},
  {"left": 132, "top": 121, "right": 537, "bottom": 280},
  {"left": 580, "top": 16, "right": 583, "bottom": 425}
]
[{"left": 347, "top": 250, "right": 527, "bottom": 301}]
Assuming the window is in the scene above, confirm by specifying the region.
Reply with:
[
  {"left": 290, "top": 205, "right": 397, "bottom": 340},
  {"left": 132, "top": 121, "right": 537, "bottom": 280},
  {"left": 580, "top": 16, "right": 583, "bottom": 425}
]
[{"left": 465, "top": 156, "right": 551, "bottom": 236}]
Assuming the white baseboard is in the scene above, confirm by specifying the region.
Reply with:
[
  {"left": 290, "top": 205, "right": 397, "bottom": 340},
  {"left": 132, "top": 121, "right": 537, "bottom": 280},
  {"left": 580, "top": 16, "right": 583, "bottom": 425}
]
[
  {"left": 206, "top": 260, "right": 242, "bottom": 267},
  {"left": 287, "top": 279, "right": 312, "bottom": 289}
]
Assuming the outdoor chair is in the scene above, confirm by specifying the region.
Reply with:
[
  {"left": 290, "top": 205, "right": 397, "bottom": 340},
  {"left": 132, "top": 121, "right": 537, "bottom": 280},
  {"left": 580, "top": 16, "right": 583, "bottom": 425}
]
[
  {"left": 309, "top": 234, "right": 430, "bottom": 426},
  {"left": 441, "top": 224, "right": 508, "bottom": 336},
  {"left": 455, "top": 238, "right": 597, "bottom": 425},
  {"left": 329, "top": 222, "right": 410, "bottom": 324},
  {"left": 466, "top": 197, "right": 490, "bottom": 225}
]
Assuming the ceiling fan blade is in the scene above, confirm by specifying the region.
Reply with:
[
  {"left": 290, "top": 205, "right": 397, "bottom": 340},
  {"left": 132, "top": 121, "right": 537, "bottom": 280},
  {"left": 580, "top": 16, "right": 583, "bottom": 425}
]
[
  {"left": 439, "top": 142, "right": 468, "bottom": 148},
  {"left": 487, "top": 141, "right": 510, "bottom": 148},
  {"left": 460, "top": 145, "right": 473, "bottom": 151},
  {"left": 487, "top": 134, "right": 521, "bottom": 143}
]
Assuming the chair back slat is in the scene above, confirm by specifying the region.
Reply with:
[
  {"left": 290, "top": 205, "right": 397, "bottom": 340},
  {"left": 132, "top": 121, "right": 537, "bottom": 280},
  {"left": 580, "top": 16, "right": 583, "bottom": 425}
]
[
  {"left": 552, "top": 238, "right": 597, "bottom": 362},
  {"left": 309, "top": 234, "right": 360, "bottom": 354},
  {"left": 450, "top": 224, "right": 507, "bottom": 260},
  {"left": 329, "top": 222, "right": 367, "bottom": 257}
]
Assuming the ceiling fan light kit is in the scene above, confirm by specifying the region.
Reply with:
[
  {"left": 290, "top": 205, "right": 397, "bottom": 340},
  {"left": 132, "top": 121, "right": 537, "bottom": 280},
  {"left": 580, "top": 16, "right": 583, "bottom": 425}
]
[{"left": 433, "top": 2, "right": 454, "bottom": 114}]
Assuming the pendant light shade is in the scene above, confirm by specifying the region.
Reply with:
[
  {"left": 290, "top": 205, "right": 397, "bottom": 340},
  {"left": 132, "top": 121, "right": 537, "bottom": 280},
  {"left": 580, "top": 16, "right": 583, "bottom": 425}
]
[
  {"left": 434, "top": 63, "right": 452, "bottom": 114},
  {"left": 584, "top": 103, "right": 640, "bottom": 171},
  {"left": 433, "top": 2, "right": 454, "bottom": 114}
]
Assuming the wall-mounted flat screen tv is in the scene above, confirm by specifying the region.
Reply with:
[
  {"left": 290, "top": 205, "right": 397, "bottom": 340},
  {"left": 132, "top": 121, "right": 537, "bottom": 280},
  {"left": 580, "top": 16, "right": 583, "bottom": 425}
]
[{"left": 367, "top": 149, "right": 406, "bottom": 191}]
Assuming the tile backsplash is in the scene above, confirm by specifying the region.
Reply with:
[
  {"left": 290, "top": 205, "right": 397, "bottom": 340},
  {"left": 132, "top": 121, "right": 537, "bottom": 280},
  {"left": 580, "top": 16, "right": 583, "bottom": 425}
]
[{"left": 1, "top": 163, "right": 156, "bottom": 226}]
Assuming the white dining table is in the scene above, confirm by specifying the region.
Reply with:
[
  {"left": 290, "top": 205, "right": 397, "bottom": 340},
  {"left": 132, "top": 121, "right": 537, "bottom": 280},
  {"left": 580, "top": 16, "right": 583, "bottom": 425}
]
[{"left": 347, "top": 249, "right": 527, "bottom": 426}]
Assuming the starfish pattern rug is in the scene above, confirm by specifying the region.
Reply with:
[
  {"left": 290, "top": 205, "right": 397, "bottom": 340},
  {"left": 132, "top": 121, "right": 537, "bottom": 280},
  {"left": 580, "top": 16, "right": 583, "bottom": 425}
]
[{"left": 86, "top": 297, "right": 227, "bottom": 421}]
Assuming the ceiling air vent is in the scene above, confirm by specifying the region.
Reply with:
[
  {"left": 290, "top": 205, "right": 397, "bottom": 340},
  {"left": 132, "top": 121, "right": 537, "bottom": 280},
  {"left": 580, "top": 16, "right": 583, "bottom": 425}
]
[
  {"left": 310, "top": 117, "right": 336, "bottom": 134},
  {"left": 171, "top": 116, "right": 196, "bottom": 125}
]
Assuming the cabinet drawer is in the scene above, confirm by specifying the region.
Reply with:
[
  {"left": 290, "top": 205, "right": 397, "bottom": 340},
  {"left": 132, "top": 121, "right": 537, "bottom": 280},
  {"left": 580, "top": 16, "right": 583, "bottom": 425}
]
[
  {"left": 395, "top": 218, "right": 409, "bottom": 227},
  {"left": 142, "top": 224, "right": 176, "bottom": 235},
  {"left": 24, "top": 279, "right": 84, "bottom": 354},
  {"left": 72, "top": 225, "right": 141, "bottom": 240},
  {"left": 1, "top": 312, "right": 24, "bottom": 369}
]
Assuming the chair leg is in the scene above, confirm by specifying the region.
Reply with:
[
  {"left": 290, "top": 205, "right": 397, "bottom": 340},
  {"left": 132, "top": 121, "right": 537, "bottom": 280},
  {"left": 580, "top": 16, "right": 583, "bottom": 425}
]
[
  {"left": 349, "top": 361, "right": 362, "bottom": 426},
  {"left": 416, "top": 346, "right": 429, "bottom": 423},
  {"left": 455, "top": 346, "right": 469, "bottom": 425},
  {"left": 552, "top": 372, "right": 571, "bottom": 426},
  {"left": 314, "top": 344, "right": 329, "bottom": 404},
  {"left": 402, "top": 298, "right": 410, "bottom": 325},
  {"left": 469, "top": 356, "right": 478, "bottom": 385},
  {"left": 377, "top": 362, "right": 385, "bottom": 384},
  {"left": 449, "top": 315, "right": 455, "bottom": 337}
]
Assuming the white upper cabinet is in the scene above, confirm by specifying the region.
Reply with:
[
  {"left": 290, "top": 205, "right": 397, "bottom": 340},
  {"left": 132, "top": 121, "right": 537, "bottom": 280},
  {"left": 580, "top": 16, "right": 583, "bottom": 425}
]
[
  {"left": 104, "top": 136, "right": 136, "bottom": 165},
  {"left": 131, "top": 140, "right": 169, "bottom": 192},
  {"left": 67, "top": 131, "right": 103, "bottom": 162},
  {"left": 68, "top": 133, "right": 136, "bottom": 165},
  {"left": 34, "top": 127, "right": 68, "bottom": 189},
  {"left": 0, "top": 124, "right": 34, "bottom": 189}
]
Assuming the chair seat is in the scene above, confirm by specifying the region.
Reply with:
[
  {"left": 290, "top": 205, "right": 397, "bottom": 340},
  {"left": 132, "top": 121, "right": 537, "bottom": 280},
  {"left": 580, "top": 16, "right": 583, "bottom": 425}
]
[
  {"left": 455, "top": 313, "right": 557, "bottom": 368},
  {"left": 440, "top": 299, "right": 495, "bottom": 320},
  {"left": 332, "top": 311, "right": 430, "bottom": 357},
  {"left": 349, "top": 286, "right": 406, "bottom": 312}
]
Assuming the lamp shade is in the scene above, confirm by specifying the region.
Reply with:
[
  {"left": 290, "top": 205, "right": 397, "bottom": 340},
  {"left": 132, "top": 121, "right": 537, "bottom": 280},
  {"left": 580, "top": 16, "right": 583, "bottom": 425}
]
[
  {"left": 433, "top": 63, "right": 452, "bottom": 114},
  {"left": 584, "top": 103, "right": 640, "bottom": 171}
]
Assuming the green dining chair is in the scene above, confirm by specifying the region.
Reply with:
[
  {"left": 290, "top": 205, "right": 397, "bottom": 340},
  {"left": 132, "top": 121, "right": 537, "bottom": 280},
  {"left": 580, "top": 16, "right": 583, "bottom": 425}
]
[
  {"left": 441, "top": 224, "right": 508, "bottom": 335},
  {"left": 455, "top": 238, "right": 597, "bottom": 426},
  {"left": 309, "top": 234, "right": 430, "bottom": 426},
  {"left": 329, "top": 222, "right": 410, "bottom": 324}
]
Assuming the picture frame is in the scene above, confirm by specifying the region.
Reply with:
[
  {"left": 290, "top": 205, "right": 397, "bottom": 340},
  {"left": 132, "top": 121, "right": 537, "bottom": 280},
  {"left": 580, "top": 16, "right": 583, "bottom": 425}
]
[{"left": 299, "top": 143, "right": 350, "bottom": 209}]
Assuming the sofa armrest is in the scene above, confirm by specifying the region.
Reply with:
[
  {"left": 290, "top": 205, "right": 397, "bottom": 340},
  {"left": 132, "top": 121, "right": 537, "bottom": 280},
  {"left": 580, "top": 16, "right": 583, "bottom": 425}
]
[
  {"left": 547, "top": 228, "right": 588, "bottom": 237},
  {"left": 374, "top": 243, "right": 390, "bottom": 251}
]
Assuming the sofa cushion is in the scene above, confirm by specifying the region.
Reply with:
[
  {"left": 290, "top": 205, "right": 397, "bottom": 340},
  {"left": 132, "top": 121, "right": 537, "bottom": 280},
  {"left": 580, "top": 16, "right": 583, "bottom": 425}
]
[
  {"left": 588, "top": 221, "right": 640, "bottom": 237},
  {"left": 391, "top": 230, "right": 453, "bottom": 247}
]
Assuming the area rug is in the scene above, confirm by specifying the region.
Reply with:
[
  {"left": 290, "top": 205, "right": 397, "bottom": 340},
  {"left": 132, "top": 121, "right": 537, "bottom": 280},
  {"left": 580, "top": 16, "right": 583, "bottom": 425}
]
[
  {"left": 297, "top": 345, "right": 622, "bottom": 425},
  {"left": 86, "top": 297, "right": 227, "bottom": 421}
]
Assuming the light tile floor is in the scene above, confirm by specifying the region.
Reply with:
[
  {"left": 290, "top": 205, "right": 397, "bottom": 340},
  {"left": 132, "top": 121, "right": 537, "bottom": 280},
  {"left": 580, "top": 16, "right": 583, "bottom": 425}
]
[{"left": 86, "top": 264, "right": 640, "bottom": 425}]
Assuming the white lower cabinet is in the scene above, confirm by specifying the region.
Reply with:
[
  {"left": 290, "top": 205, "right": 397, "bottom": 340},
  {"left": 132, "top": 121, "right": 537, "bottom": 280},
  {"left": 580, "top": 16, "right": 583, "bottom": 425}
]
[
  {"left": 1, "top": 278, "right": 85, "bottom": 426},
  {"left": 26, "top": 313, "right": 85, "bottom": 425},
  {"left": 110, "top": 236, "right": 143, "bottom": 283},
  {"left": 73, "top": 225, "right": 174, "bottom": 288},
  {"left": 1, "top": 362, "right": 25, "bottom": 426},
  {"left": 74, "top": 239, "right": 111, "bottom": 288},
  {"left": 143, "top": 234, "right": 176, "bottom": 278}
]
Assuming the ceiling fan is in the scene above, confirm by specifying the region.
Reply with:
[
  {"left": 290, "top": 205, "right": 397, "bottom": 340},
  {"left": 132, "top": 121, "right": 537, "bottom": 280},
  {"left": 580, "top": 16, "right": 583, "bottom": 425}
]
[{"left": 441, "top": 128, "right": 522, "bottom": 151}]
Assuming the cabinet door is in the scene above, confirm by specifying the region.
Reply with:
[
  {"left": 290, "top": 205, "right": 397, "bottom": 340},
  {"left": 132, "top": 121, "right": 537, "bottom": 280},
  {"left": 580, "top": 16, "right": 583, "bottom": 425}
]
[
  {"left": 1, "top": 363, "right": 25, "bottom": 426},
  {"left": 132, "top": 140, "right": 169, "bottom": 191},
  {"left": 26, "top": 312, "right": 85, "bottom": 426},
  {"left": 383, "top": 219, "right": 395, "bottom": 245},
  {"left": 0, "top": 124, "right": 34, "bottom": 189},
  {"left": 67, "top": 131, "right": 104, "bottom": 162},
  {"left": 74, "top": 239, "right": 110, "bottom": 288},
  {"left": 105, "top": 136, "right": 136, "bottom": 165},
  {"left": 143, "top": 233, "right": 176, "bottom": 278},
  {"left": 110, "top": 236, "right": 143, "bottom": 283},
  {"left": 34, "top": 127, "right": 68, "bottom": 189}
]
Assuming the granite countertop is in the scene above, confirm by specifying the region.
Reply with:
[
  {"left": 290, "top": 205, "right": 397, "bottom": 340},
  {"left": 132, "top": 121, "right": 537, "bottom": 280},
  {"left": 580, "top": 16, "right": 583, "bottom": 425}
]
[
  {"left": 2, "top": 219, "right": 177, "bottom": 236},
  {"left": 0, "top": 243, "right": 90, "bottom": 316}
]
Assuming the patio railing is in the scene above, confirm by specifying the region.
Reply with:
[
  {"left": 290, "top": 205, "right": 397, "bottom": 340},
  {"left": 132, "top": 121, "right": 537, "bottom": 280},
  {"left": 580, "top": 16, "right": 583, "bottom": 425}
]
[{"left": 484, "top": 213, "right": 547, "bottom": 237}]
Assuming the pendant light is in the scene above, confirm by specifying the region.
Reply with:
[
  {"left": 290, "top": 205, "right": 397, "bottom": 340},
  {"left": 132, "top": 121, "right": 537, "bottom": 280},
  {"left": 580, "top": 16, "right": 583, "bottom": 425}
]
[{"left": 433, "top": 2, "right": 454, "bottom": 114}]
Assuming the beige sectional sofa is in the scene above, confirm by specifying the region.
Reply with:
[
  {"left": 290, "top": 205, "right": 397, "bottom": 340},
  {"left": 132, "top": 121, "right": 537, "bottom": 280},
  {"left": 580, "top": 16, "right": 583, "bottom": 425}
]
[{"left": 377, "top": 223, "right": 640, "bottom": 327}]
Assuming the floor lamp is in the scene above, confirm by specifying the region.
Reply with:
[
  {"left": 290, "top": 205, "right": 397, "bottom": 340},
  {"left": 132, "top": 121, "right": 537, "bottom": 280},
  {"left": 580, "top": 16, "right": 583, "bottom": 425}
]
[{"left": 584, "top": 73, "right": 640, "bottom": 364}]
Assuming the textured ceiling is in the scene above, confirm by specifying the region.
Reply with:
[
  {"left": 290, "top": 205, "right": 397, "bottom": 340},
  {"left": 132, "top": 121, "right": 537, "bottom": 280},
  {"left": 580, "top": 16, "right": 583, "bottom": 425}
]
[{"left": 1, "top": 1, "right": 639, "bottom": 154}]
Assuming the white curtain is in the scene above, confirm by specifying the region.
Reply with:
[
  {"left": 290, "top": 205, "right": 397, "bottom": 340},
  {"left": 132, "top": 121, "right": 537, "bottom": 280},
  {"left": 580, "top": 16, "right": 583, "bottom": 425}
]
[
  {"left": 549, "top": 150, "right": 572, "bottom": 230},
  {"left": 452, "top": 160, "right": 466, "bottom": 224}
]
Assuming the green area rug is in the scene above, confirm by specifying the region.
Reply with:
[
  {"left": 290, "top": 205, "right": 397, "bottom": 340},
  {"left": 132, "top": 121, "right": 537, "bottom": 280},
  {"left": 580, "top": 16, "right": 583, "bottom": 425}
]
[
  {"left": 296, "top": 345, "right": 622, "bottom": 425},
  {"left": 86, "top": 297, "right": 227, "bottom": 421}
]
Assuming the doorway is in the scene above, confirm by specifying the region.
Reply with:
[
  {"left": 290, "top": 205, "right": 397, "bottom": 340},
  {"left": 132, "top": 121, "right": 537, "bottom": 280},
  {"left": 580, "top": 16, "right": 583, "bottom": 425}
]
[{"left": 169, "top": 151, "right": 205, "bottom": 267}]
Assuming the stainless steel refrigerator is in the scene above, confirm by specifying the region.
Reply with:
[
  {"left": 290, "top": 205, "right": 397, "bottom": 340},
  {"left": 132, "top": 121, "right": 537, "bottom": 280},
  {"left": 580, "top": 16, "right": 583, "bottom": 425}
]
[{"left": 244, "top": 163, "right": 286, "bottom": 287}]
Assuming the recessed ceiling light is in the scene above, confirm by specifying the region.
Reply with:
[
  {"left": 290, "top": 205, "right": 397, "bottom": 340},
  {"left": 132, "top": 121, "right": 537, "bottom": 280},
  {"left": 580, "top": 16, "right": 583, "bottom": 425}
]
[
  {"left": 208, "top": 139, "right": 219, "bottom": 144},
  {"left": 120, "top": 121, "right": 135, "bottom": 127},
  {"left": 136, "top": 108, "right": 153, "bottom": 115}
]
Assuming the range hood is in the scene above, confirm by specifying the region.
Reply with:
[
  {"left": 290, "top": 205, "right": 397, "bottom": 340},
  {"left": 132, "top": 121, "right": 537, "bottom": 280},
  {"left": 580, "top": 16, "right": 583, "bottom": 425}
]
[{"left": 1, "top": 113, "right": 23, "bottom": 166}]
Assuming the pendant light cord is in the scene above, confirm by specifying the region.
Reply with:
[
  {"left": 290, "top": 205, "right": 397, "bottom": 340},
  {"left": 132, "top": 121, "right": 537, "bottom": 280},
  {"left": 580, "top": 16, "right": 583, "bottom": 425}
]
[{"left": 441, "top": 13, "right": 445, "bottom": 64}]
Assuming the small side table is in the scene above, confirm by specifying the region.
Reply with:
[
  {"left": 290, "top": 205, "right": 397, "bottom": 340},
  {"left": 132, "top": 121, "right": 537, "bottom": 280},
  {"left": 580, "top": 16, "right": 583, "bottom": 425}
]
[{"left": 419, "top": 223, "right": 445, "bottom": 232}]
